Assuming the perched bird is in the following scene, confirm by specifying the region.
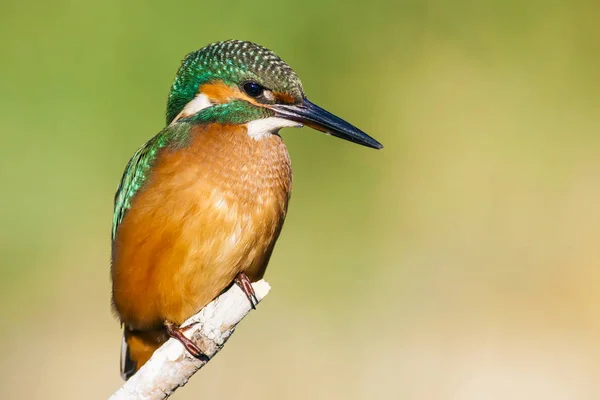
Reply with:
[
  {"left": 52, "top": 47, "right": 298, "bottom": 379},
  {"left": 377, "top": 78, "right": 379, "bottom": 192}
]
[{"left": 111, "top": 40, "right": 382, "bottom": 380}]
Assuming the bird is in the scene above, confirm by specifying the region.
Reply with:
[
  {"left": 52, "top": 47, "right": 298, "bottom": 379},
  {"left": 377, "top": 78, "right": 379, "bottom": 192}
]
[{"left": 111, "top": 39, "right": 382, "bottom": 380}]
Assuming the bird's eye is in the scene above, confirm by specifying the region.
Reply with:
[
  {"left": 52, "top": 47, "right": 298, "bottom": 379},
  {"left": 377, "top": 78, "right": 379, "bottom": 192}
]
[{"left": 243, "top": 82, "right": 264, "bottom": 98}]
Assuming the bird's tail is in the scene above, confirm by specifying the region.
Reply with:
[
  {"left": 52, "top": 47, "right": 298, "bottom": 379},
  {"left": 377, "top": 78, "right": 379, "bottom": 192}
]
[{"left": 120, "top": 327, "right": 168, "bottom": 380}]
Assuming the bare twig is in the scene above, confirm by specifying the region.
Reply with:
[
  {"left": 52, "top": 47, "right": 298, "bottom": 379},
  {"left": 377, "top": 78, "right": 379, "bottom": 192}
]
[{"left": 109, "top": 280, "right": 271, "bottom": 400}]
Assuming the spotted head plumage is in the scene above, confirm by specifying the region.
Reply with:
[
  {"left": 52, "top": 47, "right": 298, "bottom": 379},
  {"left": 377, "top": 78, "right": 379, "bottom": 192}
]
[{"left": 166, "top": 40, "right": 304, "bottom": 125}]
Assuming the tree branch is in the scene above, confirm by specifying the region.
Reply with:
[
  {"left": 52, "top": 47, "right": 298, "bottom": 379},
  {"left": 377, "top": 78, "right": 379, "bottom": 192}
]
[{"left": 109, "top": 280, "right": 271, "bottom": 400}]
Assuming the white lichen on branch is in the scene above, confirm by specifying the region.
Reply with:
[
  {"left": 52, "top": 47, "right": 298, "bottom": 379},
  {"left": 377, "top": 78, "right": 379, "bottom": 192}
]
[{"left": 109, "top": 280, "right": 271, "bottom": 400}]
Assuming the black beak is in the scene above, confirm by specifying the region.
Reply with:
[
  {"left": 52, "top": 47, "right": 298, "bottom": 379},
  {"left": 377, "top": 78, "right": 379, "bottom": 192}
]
[{"left": 272, "top": 98, "right": 383, "bottom": 149}]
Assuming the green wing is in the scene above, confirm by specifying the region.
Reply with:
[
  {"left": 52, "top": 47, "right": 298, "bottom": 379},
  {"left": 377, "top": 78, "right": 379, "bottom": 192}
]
[
  {"left": 112, "top": 123, "right": 192, "bottom": 242},
  {"left": 112, "top": 136, "right": 158, "bottom": 241}
]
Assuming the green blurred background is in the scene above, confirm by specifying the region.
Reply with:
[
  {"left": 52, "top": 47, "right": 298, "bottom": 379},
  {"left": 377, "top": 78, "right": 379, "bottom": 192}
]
[{"left": 1, "top": 0, "right": 599, "bottom": 398}]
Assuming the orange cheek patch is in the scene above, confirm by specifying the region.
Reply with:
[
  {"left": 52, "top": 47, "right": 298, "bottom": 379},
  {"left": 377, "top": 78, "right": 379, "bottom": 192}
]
[
  {"left": 273, "top": 92, "right": 296, "bottom": 104},
  {"left": 199, "top": 81, "right": 263, "bottom": 106},
  {"left": 199, "top": 81, "right": 240, "bottom": 103}
]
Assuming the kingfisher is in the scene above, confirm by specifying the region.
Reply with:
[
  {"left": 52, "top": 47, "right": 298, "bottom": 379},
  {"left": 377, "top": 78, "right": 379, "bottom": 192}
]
[{"left": 111, "top": 40, "right": 382, "bottom": 380}]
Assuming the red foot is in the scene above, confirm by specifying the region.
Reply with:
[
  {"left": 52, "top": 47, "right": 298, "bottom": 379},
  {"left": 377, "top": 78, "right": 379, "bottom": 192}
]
[
  {"left": 165, "top": 321, "right": 209, "bottom": 362},
  {"left": 234, "top": 272, "right": 259, "bottom": 309}
]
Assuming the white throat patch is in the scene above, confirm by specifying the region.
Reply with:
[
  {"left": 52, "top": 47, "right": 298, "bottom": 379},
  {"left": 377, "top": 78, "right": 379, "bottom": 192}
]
[
  {"left": 170, "top": 93, "right": 212, "bottom": 125},
  {"left": 246, "top": 117, "right": 303, "bottom": 140}
]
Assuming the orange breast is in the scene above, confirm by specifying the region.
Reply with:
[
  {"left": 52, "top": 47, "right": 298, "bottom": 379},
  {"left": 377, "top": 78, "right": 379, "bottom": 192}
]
[{"left": 111, "top": 123, "right": 291, "bottom": 330}]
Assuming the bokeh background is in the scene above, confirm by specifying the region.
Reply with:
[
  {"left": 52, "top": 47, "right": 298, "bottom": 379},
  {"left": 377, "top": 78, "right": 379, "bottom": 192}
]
[{"left": 1, "top": 0, "right": 599, "bottom": 398}]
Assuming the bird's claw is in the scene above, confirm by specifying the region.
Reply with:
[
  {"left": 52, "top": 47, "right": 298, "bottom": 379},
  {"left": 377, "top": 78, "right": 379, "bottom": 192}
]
[
  {"left": 165, "top": 321, "right": 209, "bottom": 362},
  {"left": 234, "top": 272, "right": 259, "bottom": 309}
]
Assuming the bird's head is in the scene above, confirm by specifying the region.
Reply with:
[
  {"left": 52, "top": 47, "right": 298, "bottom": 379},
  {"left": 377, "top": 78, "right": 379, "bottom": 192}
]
[{"left": 166, "top": 40, "right": 382, "bottom": 149}]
